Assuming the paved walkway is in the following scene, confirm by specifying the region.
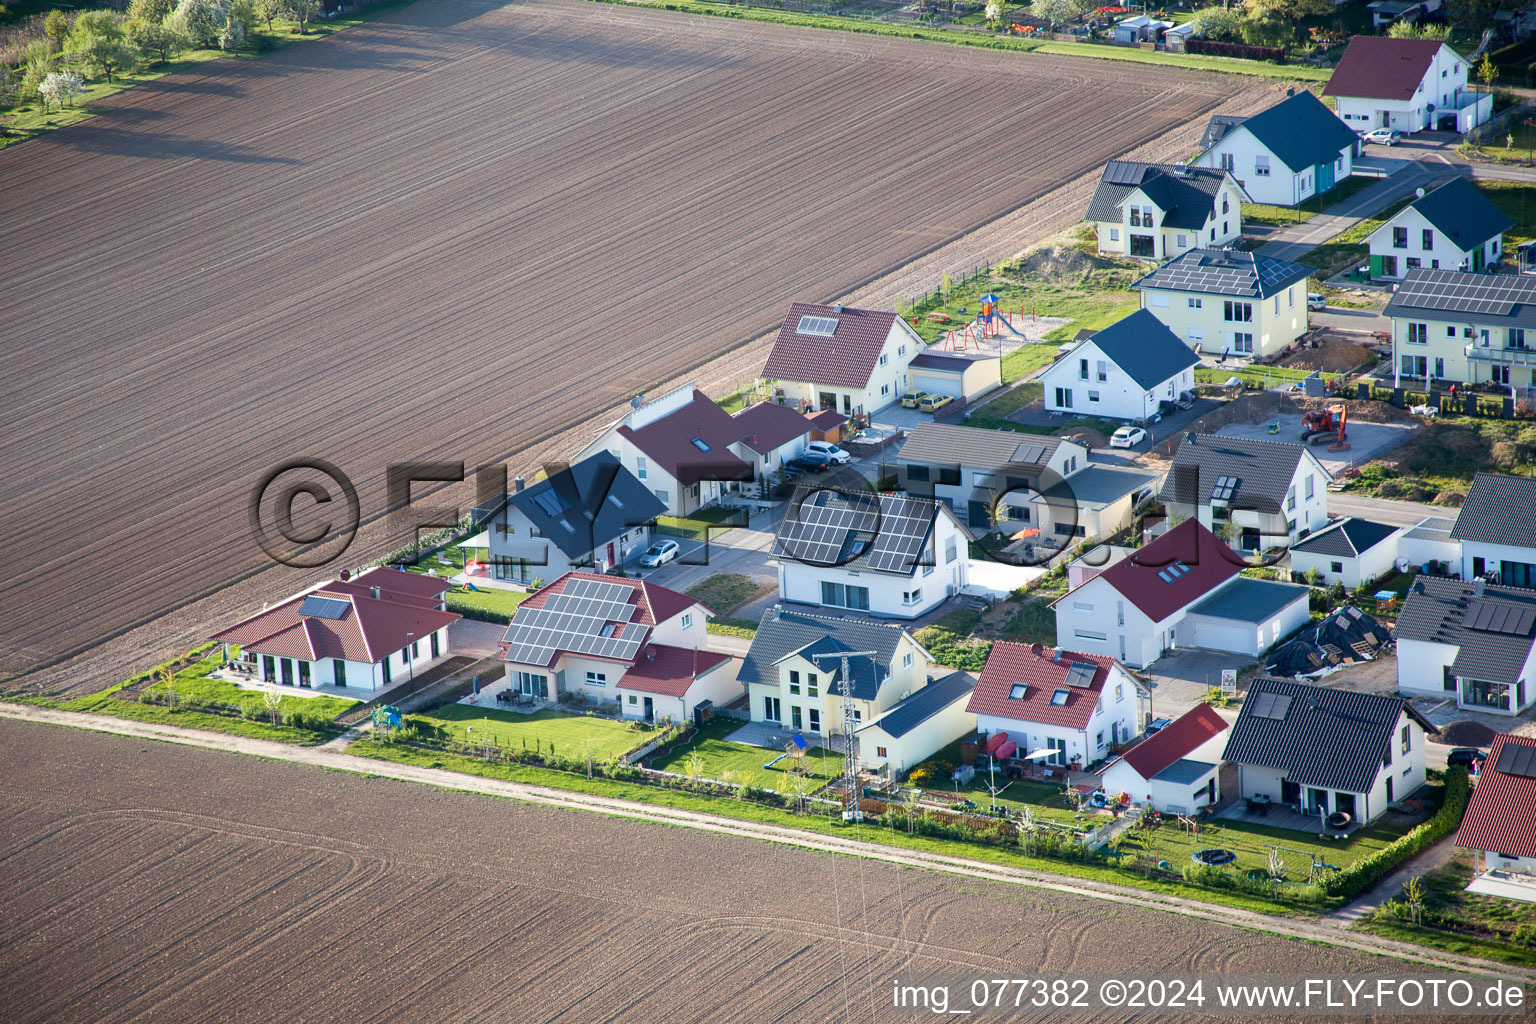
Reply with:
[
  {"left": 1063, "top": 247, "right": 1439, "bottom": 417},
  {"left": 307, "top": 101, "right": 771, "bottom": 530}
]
[
  {"left": 1257, "top": 163, "right": 1445, "bottom": 261},
  {"left": 6, "top": 701, "right": 1533, "bottom": 983},
  {"left": 1322, "top": 835, "right": 1462, "bottom": 930}
]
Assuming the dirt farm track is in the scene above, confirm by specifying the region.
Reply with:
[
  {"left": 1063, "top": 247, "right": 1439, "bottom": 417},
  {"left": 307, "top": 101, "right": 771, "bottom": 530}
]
[
  {"left": 0, "top": 0, "right": 1235, "bottom": 679},
  {"left": 0, "top": 717, "right": 1455, "bottom": 1023}
]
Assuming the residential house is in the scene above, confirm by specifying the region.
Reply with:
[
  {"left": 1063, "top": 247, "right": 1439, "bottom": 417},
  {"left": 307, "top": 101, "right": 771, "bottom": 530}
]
[
  {"left": 1367, "top": 0, "right": 1443, "bottom": 29},
  {"left": 761, "top": 302, "right": 925, "bottom": 418},
  {"left": 737, "top": 606, "right": 935, "bottom": 736},
  {"left": 1195, "top": 90, "right": 1358, "bottom": 208},
  {"left": 1052, "top": 518, "right": 1310, "bottom": 668},
  {"left": 1451, "top": 473, "right": 1536, "bottom": 585},
  {"left": 1395, "top": 576, "right": 1536, "bottom": 716},
  {"left": 897, "top": 422, "right": 1087, "bottom": 522},
  {"left": 1384, "top": 269, "right": 1536, "bottom": 386},
  {"left": 213, "top": 566, "right": 460, "bottom": 693},
  {"left": 1365, "top": 177, "right": 1511, "bottom": 280},
  {"left": 856, "top": 670, "right": 977, "bottom": 774},
  {"left": 1324, "top": 35, "right": 1489, "bottom": 134},
  {"left": 906, "top": 350, "right": 1003, "bottom": 404},
  {"left": 1133, "top": 248, "right": 1312, "bottom": 359},
  {"left": 774, "top": 488, "right": 969, "bottom": 618},
  {"left": 495, "top": 571, "right": 737, "bottom": 723},
  {"left": 1086, "top": 161, "right": 1246, "bottom": 260},
  {"left": 577, "top": 383, "right": 826, "bottom": 515},
  {"left": 1223, "top": 676, "right": 1438, "bottom": 824},
  {"left": 967, "top": 641, "right": 1150, "bottom": 771},
  {"left": 1097, "top": 703, "right": 1230, "bottom": 813},
  {"left": 1038, "top": 308, "right": 1200, "bottom": 421},
  {"left": 1160, "top": 433, "right": 1332, "bottom": 548},
  {"left": 484, "top": 452, "right": 666, "bottom": 585},
  {"left": 1287, "top": 517, "right": 1402, "bottom": 589},
  {"left": 1456, "top": 735, "right": 1536, "bottom": 901}
]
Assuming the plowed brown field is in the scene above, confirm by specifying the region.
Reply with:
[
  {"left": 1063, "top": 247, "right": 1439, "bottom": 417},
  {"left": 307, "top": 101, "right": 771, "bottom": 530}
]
[
  {"left": 0, "top": 718, "right": 1431, "bottom": 1022},
  {"left": 0, "top": 0, "right": 1233, "bottom": 677}
]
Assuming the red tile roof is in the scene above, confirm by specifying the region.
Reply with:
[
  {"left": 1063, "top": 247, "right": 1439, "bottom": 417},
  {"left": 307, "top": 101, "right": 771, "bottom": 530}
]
[
  {"left": 1070, "top": 518, "right": 1246, "bottom": 620},
  {"left": 513, "top": 571, "right": 701, "bottom": 634},
  {"left": 212, "top": 572, "right": 460, "bottom": 665},
  {"left": 761, "top": 302, "right": 904, "bottom": 389},
  {"left": 616, "top": 389, "right": 753, "bottom": 486},
  {"left": 967, "top": 641, "right": 1120, "bottom": 731},
  {"left": 1324, "top": 36, "right": 1448, "bottom": 101},
  {"left": 732, "top": 401, "right": 816, "bottom": 456},
  {"left": 621, "top": 645, "right": 736, "bottom": 696},
  {"left": 1114, "top": 704, "right": 1228, "bottom": 780},
  {"left": 1456, "top": 734, "right": 1536, "bottom": 860},
  {"left": 805, "top": 409, "right": 848, "bottom": 431}
]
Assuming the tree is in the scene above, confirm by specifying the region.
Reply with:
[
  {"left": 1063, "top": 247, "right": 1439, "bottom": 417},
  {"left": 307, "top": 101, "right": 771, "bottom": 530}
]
[
  {"left": 72, "top": 33, "right": 141, "bottom": 83},
  {"left": 1191, "top": 6, "right": 1242, "bottom": 40},
  {"left": 38, "top": 70, "right": 85, "bottom": 112},
  {"left": 127, "top": 18, "right": 191, "bottom": 64},
  {"left": 984, "top": 0, "right": 1002, "bottom": 25},
  {"left": 684, "top": 750, "right": 705, "bottom": 785},
  {"left": 1476, "top": 51, "right": 1497, "bottom": 92},
  {"left": 254, "top": 0, "right": 284, "bottom": 32},
  {"left": 284, "top": 0, "right": 317, "bottom": 34},
  {"left": 1403, "top": 875, "right": 1425, "bottom": 926},
  {"left": 1027, "top": 0, "right": 1088, "bottom": 30},
  {"left": 128, "top": 0, "right": 178, "bottom": 21},
  {"left": 262, "top": 685, "right": 282, "bottom": 726},
  {"left": 171, "top": 0, "right": 232, "bottom": 47},
  {"left": 1387, "top": 19, "right": 1449, "bottom": 39},
  {"left": 1447, "top": 0, "right": 1499, "bottom": 34},
  {"left": 43, "top": 9, "right": 71, "bottom": 52}
]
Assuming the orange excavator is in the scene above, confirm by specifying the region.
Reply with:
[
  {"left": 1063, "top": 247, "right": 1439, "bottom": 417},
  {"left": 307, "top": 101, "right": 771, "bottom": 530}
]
[{"left": 1299, "top": 404, "right": 1349, "bottom": 449}]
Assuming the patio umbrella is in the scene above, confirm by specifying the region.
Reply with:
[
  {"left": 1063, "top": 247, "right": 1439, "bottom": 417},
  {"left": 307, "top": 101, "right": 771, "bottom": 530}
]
[
  {"left": 472, "top": 676, "right": 480, "bottom": 697},
  {"left": 1023, "top": 748, "right": 1055, "bottom": 761},
  {"left": 1010, "top": 527, "right": 1042, "bottom": 540}
]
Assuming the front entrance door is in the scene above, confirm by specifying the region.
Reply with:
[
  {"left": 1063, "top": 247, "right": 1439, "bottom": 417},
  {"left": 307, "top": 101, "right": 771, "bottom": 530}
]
[
  {"left": 1316, "top": 160, "right": 1335, "bottom": 194},
  {"left": 334, "top": 659, "right": 346, "bottom": 688},
  {"left": 607, "top": 542, "right": 616, "bottom": 567},
  {"left": 430, "top": 632, "right": 439, "bottom": 659},
  {"left": 643, "top": 697, "right": 654, "bottom": 722}
]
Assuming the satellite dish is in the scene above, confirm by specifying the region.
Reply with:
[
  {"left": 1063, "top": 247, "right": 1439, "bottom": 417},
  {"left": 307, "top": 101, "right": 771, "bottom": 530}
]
[{"left": 1415, "top": 187, "right": 1426, "bottom": 198}]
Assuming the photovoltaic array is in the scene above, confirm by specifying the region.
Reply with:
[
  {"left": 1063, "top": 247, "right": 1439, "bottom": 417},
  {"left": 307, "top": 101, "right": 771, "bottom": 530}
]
[
  {"left": 1393, "top": 272, "right": 1530, "bottom": 318},
  {"left": 501, "top": 577, "right": 649, "bottom": 666},
  {"left": 774, "top": 489, "right": 937, "bottom": 573}
]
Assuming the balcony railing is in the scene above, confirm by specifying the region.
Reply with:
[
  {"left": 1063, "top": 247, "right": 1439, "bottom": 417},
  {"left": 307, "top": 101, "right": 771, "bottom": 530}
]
[{"left": 1465, "top": 344, "right": 1536, "bottom": 366}]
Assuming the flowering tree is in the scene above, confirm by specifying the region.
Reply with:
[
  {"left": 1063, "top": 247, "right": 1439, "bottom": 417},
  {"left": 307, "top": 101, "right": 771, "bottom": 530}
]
[
  {"left": 39, "top": 70, "right": 85, "bottom": 112},
  {"left": 171, "top": 0, "right": 232, "bottom": 48}
]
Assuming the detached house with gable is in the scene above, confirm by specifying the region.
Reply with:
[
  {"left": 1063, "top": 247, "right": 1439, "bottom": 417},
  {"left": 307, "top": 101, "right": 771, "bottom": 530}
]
[
  {"left": 1384, "top": 269, "right": 1536, "bottom": 386},
  {"left": 738, "top": 606, "right": 935, "bottom": 737},
  {"left": 1457, "top": 735, "right": 1536, "bottom": 901},
  {"left": 1196, "top": 90, "right": 1358, "bottom": 208},
  {"left": 1395, "top": 576, "right": 1536, "bottom": 716},
  {"left": 1365, "top": 177, "right": 1511, "bottom": 281},
  {"left": 1134, "top": 248, "right": 1312, "bottom": 360},
  {"left": 1224, "top": 676, "right": 1437, "bottom": 824},
  {"left": 1160, "top": 433, "right": 1331, "bottom": 549},
  {"left": 1052, "top": 518, "right": 1310, "bottom": 668},
  {"left": 761, "top": 302, "right": 924, "bottom": 418},
  {"left": 774, "top": 488, "right": 969, "bottom": 618},
  {"left": 1086, "top": 161, "right": 1247, "bottom": 260},
  {"left": 967, "top": 641, "right": 1150, "bottom": 771},
  {"left": 1452, "top": 473, "right": 1536, "bottom": 586},
  {"left": 1038, "top": 309, "right": 1200, "bottom": 422},
  {"left": 496, "top": 571, "right": 737, "bottom": 723},
  {"left": 1098, "top": 703, "right": 1229, "bottom": 814},
  {"left": 1325, "top": 35, "right": 1488, "bottom": 134}
]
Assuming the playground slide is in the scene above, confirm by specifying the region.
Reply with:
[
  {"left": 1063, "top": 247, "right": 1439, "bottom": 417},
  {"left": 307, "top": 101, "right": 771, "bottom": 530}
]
[{"left": 991, "top": 314, "right": 1029, "bottom": 341}]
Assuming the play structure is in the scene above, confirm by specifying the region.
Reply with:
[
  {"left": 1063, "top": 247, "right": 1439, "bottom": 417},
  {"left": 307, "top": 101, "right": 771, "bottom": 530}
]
[
  {"left": 942, "top": 295, "right": 1033, "bottom": 351},
  {"left": 764, "top": 732, "right": 810, "bottom": 772}
]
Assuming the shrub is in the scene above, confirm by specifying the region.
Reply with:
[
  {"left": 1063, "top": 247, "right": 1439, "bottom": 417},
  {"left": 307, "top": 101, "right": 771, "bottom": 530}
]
[{"left": 1323, "top": 768, "right": 1470, "bottom": 898}]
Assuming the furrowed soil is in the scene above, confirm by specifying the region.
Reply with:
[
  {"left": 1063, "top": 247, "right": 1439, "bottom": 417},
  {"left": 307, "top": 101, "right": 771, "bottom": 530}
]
[
  {"left": 0, "top": 0, "right": 1242, "bottom": 686},
  {"left": 0, "top": 717, "right": 1437, "bottom": 1022}
]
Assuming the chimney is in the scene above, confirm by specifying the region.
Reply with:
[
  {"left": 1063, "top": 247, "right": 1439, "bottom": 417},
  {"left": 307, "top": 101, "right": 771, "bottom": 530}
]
[
  {"left": 370, "top": 586, "right": 380, "bottom": 600},
  {"left": 1186, "top": 431, "right": 1197, "bottom": 445},
  {"left": 1474, "top": 578, "right": 1486, "bottom": 597},
  {"left": 514, "top": 476, "right": 525, "bottom": 493},
  {"left": 1052, "top": 646, "right": 1063, "bottom": 662},
  {"left": 832, "top": 303, "right": 844, "bottom": 313}
]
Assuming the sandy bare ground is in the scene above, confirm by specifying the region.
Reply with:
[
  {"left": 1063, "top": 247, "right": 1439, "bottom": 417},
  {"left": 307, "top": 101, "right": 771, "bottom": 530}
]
[
  {"left": 0, "top": 712, "right": 1508, "bottom": 1023},
  {"left": 0, "top": 0, "right": 1265, "bottom": 684}
]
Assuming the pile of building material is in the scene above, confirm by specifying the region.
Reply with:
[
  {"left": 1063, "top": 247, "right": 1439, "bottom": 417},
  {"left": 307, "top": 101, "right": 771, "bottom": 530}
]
[{"left": 1264, "top": 605, "right": 1392, "bottom": 678}]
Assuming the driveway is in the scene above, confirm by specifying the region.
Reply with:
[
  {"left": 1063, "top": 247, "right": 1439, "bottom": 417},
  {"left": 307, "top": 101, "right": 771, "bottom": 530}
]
[
  {"left": 1213, "top": 415, "right": 1414, "bottom": 475},
  {"left": 1310, "top": 306, "right": 1389, "bottom": 334},
  {"left": 1141, "top": 649, "right": 1253, "bottom": 721}
]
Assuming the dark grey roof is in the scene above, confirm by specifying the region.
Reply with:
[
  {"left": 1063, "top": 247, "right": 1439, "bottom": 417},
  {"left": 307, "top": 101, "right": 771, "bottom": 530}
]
[
  {"left": 1187, "top": 577, "right": 1310, "bottom": 623},
  {"left": 1222, "top": 677, "right": 1438, "bottom": 793},
  {"left": 1075, "top": 308, "right": 1201, "bottom": 391},
  {"left": 1200, "top": 114, "right": 1247, "bottom": 151},
  {"left": 1290, "top": 517, "right": 1400, "bottom": 558},
  {"left": 863, "top": 671, "right": 975, "bottom": 739},
  {"left": 737, "top": 607, "right": 919, "bottom": 690},
  {"left": 507, "top": 452, "right": 666, "bottom": 561},
  {"left": 1211, "top": 90, "right": 1358, "bottom": 176},
  {"left": 1450, "top": 473, "right": 1536, "bottom": 548},
  {"left": 1152, "top": 757, "right": 1218, "bottom": 785},
  {"left": 774, "top": 488, "right": 957, "bottom": 578},
  {"left": 1404, "top": 516, "right": 1456, "bottom": 540},
  {"left": 898, "top": 422, "right": 1070, "bottom": 472},
  {"left": 1389, "top": 177, "right": 1513, "bottom": 254},
  {"left": 1085, "top": 162, "right": 1230, "bottom": 231},
  {"left": 1041, "top": 465, "right": 1160, "bottom": 509},
  {"left": 909, "top": 351, "right": 998, "bottom": 373},
  {"left": 1134, "top": 248, "right": 1312, "bottom": 301},
  {"left": 781, "top": 635, "right": 889, "bottom": 700},
  {"left": 1383, "top": 269, "right": 1536, "bottom": 330},
  {"left": 1396, "top": 576, "right": 1536, "bottom": 684},
  {"left": 1159, "top": 434, "right": 1318, "bottom": 514}
]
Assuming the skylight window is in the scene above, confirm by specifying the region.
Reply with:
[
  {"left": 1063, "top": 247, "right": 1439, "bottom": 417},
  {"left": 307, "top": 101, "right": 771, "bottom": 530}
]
[
  {"left": 1157, "top": 570, "right": 1172, "bottom": 583},
  {"left": 531, "top": 489, "right": 568, "bottom": 517},
  {"left": 1009, "top": 683, "right": 1028, "bottom": 700},
  {"left": 797, "top": 315, "right": 839, "bottom": 337},
  {"left": 1050, "top": 688, "right": 1070, "bottom": 706},
  {"left": 690, "top": 437, "right": 711, "bottom": 452},
  {"left": 1212, "top": 476, "right": 1239, "bottom": 503},
  {"left": 607, "top": 494, "right": 625, "bottom": 508}
]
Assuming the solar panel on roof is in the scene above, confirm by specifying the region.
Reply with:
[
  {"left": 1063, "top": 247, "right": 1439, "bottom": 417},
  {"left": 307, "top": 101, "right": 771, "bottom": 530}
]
[
  {"left": 1250, "top": 691, "right": 1293, "bottom": 720},
  {"left": 1012, "top": 443, "right": 1047, "bottom": 464},
  {"left": 297, "top": 595, "right": 349, "bottom": 619},
  {"left": 1064, "top": 662, "right": 1096, "bottom": 688},
  {"left": 797, "top": 315, "right": 839, "bottom": 337},
  {"left": 1495, "top": 742, "right": 1536, "bottom": 778},
  {"left": 1102, "top": 161, "right": 1150, "bottom": 186},
  {"left": 1464, "top": 599, "right": 1536, "bottom": 636}
]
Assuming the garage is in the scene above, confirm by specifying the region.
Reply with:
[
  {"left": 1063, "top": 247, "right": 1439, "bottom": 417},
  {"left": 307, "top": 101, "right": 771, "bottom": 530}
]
[
  {"left": 908, "top": 351, "right": 1002, "bottom": 403},
  {"left": 1183, "top": 578, "right": 1311, "bottom": 657}
]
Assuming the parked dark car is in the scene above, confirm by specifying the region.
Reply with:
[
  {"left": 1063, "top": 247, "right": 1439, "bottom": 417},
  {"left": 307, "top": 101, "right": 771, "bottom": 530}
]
[
  {"left": 1446, "top": 747, "right": 1486, "bottom": 769},
  {"left": 787, "top": 454, "right": 829, "bottom": 473}
]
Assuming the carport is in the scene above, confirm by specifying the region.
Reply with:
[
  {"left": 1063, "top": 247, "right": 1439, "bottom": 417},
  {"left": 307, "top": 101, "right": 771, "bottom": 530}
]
[{"left": 1183, "top": 578, "right": 1311, "bottom": 657}]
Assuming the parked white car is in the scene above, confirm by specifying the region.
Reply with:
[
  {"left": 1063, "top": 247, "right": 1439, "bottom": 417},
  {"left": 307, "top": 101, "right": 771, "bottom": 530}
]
[
  {"left": 1109, "top": 426, "right": 1147, "bottom": 449},
  {"left": 638, "top": 539, "right": 680, "bottom": 568},
  {"left": 1307, "top": 292, "right": 1326, "bottom": 311},
  {"left": 1361, "top": 127, "right": 1401, "bottom": 146},
  {"left": 804, "top": 440, "right": 851, "bottom": 465}
]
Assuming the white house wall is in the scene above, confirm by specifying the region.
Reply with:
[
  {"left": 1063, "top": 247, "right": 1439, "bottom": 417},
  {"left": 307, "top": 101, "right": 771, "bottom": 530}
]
[
  {"left": 1396, "top": 636, "right": 1458, "bottom": 698},
  {"left": 1053, "top": 576, "right": 1178, "bottom": 668},
  {"left": 1140, "top": 282, "right": 1308, "bottom": 360},
  {"left": 1197, "top": 128, "right": 1353, "bottom": 207},
  {"left": 859, "top": 698, "right": 977, "bottom": 774},
  {"left": 1368, "top": 204, "right": 1501, "bottom": 280},
  {"left": 774, "top": 320, "right": 923, "bottom": 417},
  {"left": 1333, "top": 45, "right": 1473, "bottom": 132},
  {"left": 1038, "top": 338, "right": 1195, "bottom": 422}
]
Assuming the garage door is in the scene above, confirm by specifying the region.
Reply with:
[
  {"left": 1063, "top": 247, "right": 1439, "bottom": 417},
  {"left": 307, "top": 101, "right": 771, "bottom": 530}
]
[
  {"left": 911, "top": 372, "right": 962, "bottom": 399},
  {"left": 1187, "top": 615, "right": 1257, "bottom": 655}
]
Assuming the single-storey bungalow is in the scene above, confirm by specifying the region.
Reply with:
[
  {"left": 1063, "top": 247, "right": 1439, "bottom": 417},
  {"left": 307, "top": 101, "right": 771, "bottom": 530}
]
[
  {"left": 1287, "top": 517, "right": 1402, "bottom": 589},
  {"left": 856, "top": 670, "right": 978, "bottom": 774},
  {"left": 1038, "top": 309, "right": 1200, "bottom": 422},
  {"left": 1395, "top": 576, "right": 1536, "bottom": 716},
  {"left": 1456, "top": 734, "right": 1536, "bottom": 902},
  {"left": 1098, "top": 703, "right": 1229, "bottom": 814}
]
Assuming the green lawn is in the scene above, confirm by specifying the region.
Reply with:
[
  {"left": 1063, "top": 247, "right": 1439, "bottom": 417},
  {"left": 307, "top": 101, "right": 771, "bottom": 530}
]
[
  {"left": 1471, "top": 179, "right": 1536, "bottom": 246},
  {"left": 650, "top": 717, "right": 840, "bottom": 792},
  {"left": 1241, "top": 174, "right": 1378, "bottom": 227},
  {"left": 1194, "top": 365, "right": 1338, "bottom": 388},
  {"left": 405, "top": 543, "right": 529, "bottom": 622},
  {"left": 1118, "top": 816, "right": 1405, "bottom": 882},
  {"left": 685, "top": 573, "right": 762, "bottom": 615},
  {"left": 947, "top": 775, "right": 1091, "bottom": 830},
  {"left": 656, "top": 507, "right": 747, "bottom": 541},
  {"left": 1032, "top": 40, "right": 1330, "bottom": 81},
  {"left": 415, "top": 705, "right": 645, "bottom": 761}
]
